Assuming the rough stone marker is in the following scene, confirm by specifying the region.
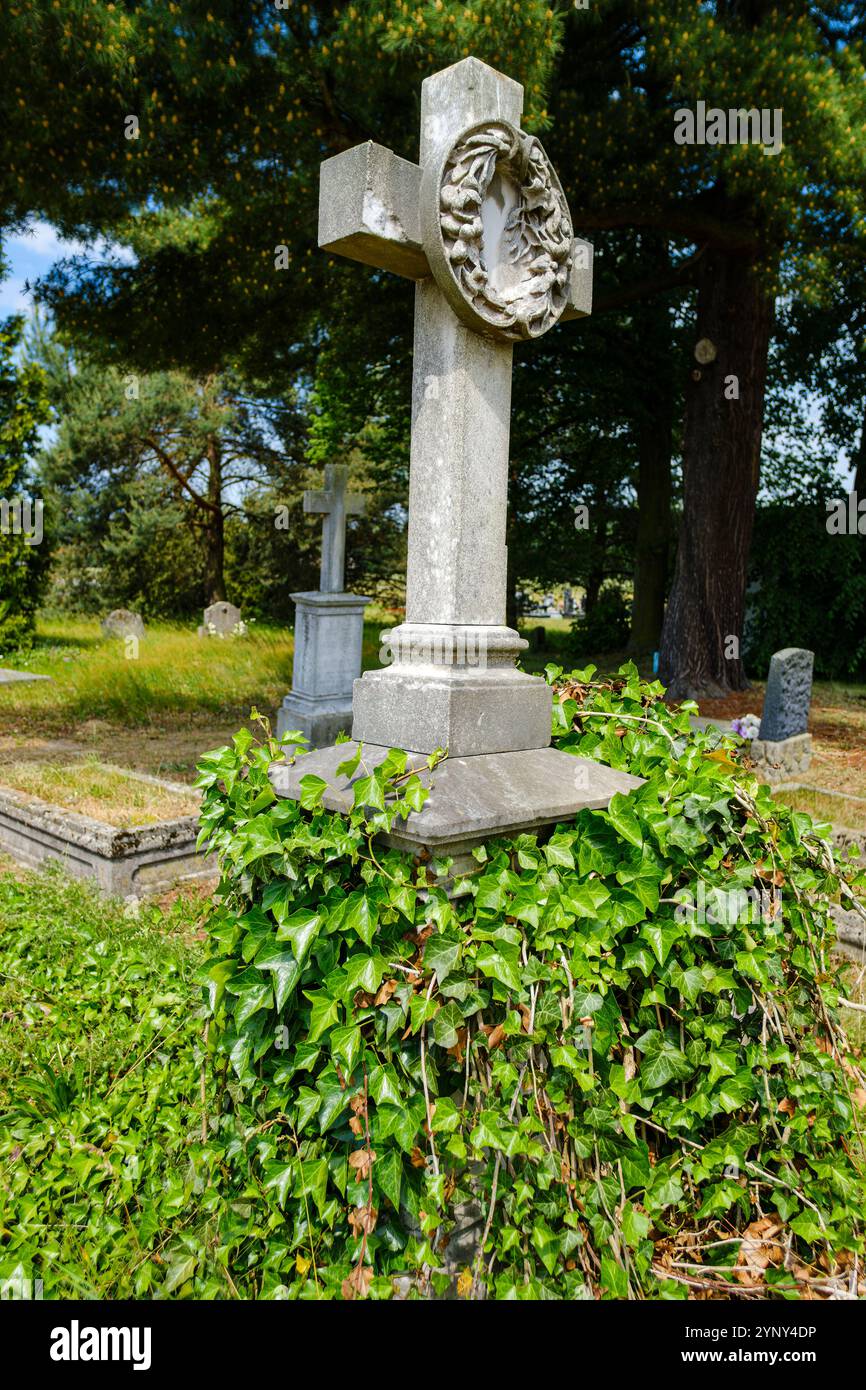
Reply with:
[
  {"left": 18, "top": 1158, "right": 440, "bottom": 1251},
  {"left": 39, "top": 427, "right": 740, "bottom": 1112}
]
[
  {"left": 276, "top": 463, "right": 370, "bottom": 747},
  {"left": 271, "top": 56, "right": 641, "bottom": 865},
  {"left": 752, "top": 647, "right": 814, "bottom": 782}
]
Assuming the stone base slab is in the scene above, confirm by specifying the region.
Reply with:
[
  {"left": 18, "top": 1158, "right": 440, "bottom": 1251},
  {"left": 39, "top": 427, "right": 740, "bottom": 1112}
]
[
  {"left": 0, "top": 668, "right": 52, "bottom": 685},
  {"left": 270, "top": 741, "right": 643, "bottom": 875},
  {"left": 750, "top": 732, "right": 812, "bottom": 783},
  {"left": 0, "top": 783, "right": 215, "bottom": 897}
]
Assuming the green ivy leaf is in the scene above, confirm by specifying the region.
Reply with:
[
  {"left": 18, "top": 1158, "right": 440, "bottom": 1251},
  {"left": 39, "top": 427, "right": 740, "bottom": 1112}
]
[
  {"left": 343, "top": 891, "right": 378, "bottom": 947},
  {"left": 607, "top": 792, "right": 643, "bottom": 848}
]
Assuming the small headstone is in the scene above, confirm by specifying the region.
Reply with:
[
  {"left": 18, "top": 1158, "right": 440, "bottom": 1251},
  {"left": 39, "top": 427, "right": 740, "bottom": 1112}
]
[
  {"left": 198, "top": 601, "right": 243, "bottom": 638},
  {"left": 101, "top": 609, "right": 145, "bottom": 640},
  {"left": 562, "top": 586, "right": 575, "bottom": 617},
  {"left": 758, "top": 648, "right": 814, "bottom": 741}
]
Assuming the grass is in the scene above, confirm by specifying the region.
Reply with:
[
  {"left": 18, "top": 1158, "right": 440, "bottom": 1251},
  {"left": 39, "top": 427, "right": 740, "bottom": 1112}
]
[
  {"left": 0, "top": 758, "right": 200, "bottom": 827},
  {"left": 775, "top": 786, "right": 866, "bottom": 833},
  {"left": 0, "top": 864, "right": 223, "bottom": 1298},
  {"left": 0, "top": 614, "right": 388, "bottom": 736}
]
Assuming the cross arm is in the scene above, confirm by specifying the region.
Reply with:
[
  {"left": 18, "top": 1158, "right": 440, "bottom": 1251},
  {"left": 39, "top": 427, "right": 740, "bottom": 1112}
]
[
  {"left": 303, "top": 490, "right": 365, "bottom": 515},
  {"left": 318, "top": 142, "right": 428, "bottom": 280},
  {"left": 303, "top": 490, "right": 333, "bottom": 514},
  {"left": 319, "top": 136, "right": 593, "bottom": 319},
  {"left": 561, "top": 240, "right": 594, "bottom": 321}
]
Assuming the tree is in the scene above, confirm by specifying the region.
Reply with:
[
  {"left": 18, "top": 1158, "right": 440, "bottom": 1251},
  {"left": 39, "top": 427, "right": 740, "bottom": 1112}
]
[
  {"left": 10, "top": 3, "right": 866, "bottom": 693},
  {"left": 542, "top": 2, "right": 866, "bottom": 695},
  {"left": 34, "top": 342, "right": 305, "bottom": 607},
  {"left": 0, "top": 308, "right": 51, "bottom": 653}
]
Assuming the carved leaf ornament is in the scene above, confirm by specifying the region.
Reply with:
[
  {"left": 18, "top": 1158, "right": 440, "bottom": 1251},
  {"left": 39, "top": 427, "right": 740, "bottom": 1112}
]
[{"left": 429, "top": 121, "right": 575, "bottom": 341}]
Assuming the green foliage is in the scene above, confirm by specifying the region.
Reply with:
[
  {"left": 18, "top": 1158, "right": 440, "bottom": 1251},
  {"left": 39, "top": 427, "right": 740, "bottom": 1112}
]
[
  {"left": 745, "top": 502, "right": 866, "bottom": 680},
  {"left": 0, "top": 870, "right": 226, "bottom": 1298},
  {"left": 197, "top": 673, "right": 866, "bottom": 1299},
  {"left": 570, "top": 583, "right": 632, "bottom": 657},
  {"left": 0, "top": 316, "right": 51, "bottom": 652}
]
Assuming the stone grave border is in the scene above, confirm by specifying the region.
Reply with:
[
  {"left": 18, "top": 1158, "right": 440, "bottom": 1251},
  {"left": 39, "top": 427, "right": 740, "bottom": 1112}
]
[
  {"left": 770, "top": 781, "right": 866, "bottom": 956},
  {"left": 0, "top": 762, "right": 215, "bottom": 897}
]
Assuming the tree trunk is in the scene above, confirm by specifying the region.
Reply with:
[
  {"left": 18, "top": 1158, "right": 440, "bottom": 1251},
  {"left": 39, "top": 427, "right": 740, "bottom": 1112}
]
[
  {"left": 659, "top": 246, "right": 774, "bottom": 699},
  {"left": 203, "top": 440, "right": 226, "bottom": 604},
  {"left": 629, "top": 362, "right": 672, "bottom": 656},
  {"left": 586, "top": 558, "right": 606, "bottom": 619},
  {"left": 854, "top": 401, "right": 866, "bottom": 498}
]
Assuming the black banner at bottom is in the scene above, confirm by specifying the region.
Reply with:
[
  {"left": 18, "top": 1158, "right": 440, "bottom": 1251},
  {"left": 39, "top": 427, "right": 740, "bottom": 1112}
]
[{"left": 0, "top": 1295, "right": 857, "bottom": 1378}]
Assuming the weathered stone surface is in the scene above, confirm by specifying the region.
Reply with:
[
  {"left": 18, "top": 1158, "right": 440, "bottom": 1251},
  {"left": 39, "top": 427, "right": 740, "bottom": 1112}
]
[
  {"left": 101, "top": 608, "right": 145, "bottom": 640},
  {"left": 270, "top": 742, "right": 643, "bottom": 872},
  {"left": 277, "top": 696, "right": 355, "bottom": 751},
  {"left": 199, "top": 600, "right": 242, "bottom": 637},
  {"left": 319, "top": 141, "right": 426, "bottom": 279},
  {"left": 296, "top": 57, "right": 617, "bottom": 859},
  {"left": 831, "top": 902, "right": 866, "bottom": 955},
  {"left": 0, "top": 668, "right": 52, "bottom": 685},
  {"left": 276, "top": 462, "right": 370, "bottom": 748},
  {"left": 0, "top": 774, "right": 215, "bottom": 896},
  {"left": 750, "top": 732, "right": 813, "bottom": 783},
  {"left": 321, "top": 58, "right": 596, "bottom": 762},
  {"left": 277, "top": 592, "right": 370, "bottom": 748},
  {"left": 352, "top": 658, "right": 552, "bottom": 757},
  {"left": 289, "top": 592, "right": 370, "bottom": 701},
  {"left": 758, "top": 647, "right": 814, "bottom": 741}
]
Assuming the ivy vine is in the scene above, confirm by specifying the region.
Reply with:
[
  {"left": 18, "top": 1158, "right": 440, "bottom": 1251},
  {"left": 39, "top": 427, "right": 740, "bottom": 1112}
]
[{"left": 196, "top": 665, "right": 866, "bottom": 1299}]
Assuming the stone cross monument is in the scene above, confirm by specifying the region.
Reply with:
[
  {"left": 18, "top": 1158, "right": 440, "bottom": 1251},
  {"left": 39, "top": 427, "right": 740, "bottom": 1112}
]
[
  {"left": 305, "top": 463, "right": 366, "bottom": 593},
  {"left": 276, "top": 464, "right": 371, "bottom": 748},
  {"left": 272, "top": 57, "right": 641, "bottom": 868}
]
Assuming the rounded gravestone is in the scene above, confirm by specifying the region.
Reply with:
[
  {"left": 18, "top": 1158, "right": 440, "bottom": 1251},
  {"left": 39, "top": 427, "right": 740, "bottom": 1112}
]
[
  {"left": 101, "top": 609, "right": 145, "bottom": 640},
  {"left": 420, "top": 119, "right": 575, "bottom": 342},
  {"left": 200, "top": 601, "right": 243, "bottom": 637}
]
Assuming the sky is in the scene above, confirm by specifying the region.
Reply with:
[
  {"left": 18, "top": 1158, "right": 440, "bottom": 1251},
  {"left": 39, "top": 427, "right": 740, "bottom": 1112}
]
[{"left": 1, "top": 220, "right": 133, "bottom": 320}]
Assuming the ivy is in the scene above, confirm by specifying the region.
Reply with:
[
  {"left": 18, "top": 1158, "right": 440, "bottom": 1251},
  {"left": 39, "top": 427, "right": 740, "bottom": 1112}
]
[{"left": 197, "top": 669, "right": 866, "bottom": 1300}]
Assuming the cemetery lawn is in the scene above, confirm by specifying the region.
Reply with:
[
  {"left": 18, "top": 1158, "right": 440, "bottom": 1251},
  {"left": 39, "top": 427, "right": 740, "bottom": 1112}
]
[
  {"left": 775, "top": 786, "right": 866, "bottom": 835},
  {"left": 0, "top": 759, "right": 200, "bottom": 827},
  {"left": 0, "top": 863, "right": 225, "bottom": 1299},
  {"left": 0, "top": 615, "right": 386, "bottom": 780}
]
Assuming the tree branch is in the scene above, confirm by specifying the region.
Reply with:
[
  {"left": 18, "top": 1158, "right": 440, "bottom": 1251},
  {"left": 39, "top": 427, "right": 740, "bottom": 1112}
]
[
  {"left": 593, "top": 246, "right": 707, "bottom": 315},
  {"left": 141, "top": 434, "right": 220, "bottom": 514}
]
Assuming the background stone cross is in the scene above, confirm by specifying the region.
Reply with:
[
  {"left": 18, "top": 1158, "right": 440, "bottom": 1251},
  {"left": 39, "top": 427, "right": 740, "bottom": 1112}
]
[{"left": 304, "top": 463, "right": 365, "bottom": 593}]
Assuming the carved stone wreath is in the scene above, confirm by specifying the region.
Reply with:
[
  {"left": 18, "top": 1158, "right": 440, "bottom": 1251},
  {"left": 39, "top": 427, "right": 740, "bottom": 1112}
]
[{"left": 421, "top": 120, "right": 575, "bottom": 342}]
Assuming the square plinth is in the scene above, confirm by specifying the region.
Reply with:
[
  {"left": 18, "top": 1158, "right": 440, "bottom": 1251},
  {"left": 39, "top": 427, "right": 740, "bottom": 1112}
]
[{"left": 290, "top": 591, "right": 371, "bottom": 701}]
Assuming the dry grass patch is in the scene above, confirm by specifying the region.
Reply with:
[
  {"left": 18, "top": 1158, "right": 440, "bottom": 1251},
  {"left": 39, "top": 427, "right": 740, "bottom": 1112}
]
[
  {"left": 0, "top": 759, "right": 200, "bottom": 828},
  {"left": 775, "top": 786, "right": 866, "bottom": 832}
]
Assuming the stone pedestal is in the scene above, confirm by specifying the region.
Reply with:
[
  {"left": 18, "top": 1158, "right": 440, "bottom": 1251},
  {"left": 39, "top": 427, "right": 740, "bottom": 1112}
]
[
  {"left": 277, "top": 591, "right": 370, "bottom": 748},
  {"left": 750, "top": 732, "right": 813, "bottom": 783},
  {"left": 353, "top": 624, "right": 550, "bottom": 755}
]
